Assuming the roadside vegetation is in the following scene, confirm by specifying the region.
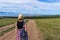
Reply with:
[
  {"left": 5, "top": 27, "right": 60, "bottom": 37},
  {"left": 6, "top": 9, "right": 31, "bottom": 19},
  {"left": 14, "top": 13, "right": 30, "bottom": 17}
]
[
  {"left": 0, "top": 18, "right": 17, "bottom": 28},
  {"left": 35, "top": 18, "right": 60, "bottom": 40}
]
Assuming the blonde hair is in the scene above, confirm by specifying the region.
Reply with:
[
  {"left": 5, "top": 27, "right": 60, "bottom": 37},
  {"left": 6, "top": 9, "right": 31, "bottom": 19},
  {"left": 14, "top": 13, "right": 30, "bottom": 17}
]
[{"left": 18, "top": 14, "right": 24, "bottom": 20}]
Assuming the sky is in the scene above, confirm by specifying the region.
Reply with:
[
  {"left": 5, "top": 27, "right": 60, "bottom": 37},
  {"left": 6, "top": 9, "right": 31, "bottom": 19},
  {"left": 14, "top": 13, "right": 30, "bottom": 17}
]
[{"left": 0, "top": 0, "right": 60, "bottom": 16}]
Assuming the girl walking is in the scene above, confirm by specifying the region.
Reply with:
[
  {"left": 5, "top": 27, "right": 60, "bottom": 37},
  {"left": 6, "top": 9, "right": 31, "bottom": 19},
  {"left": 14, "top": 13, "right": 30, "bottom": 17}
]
[{"left": 16, "top": 14, "right": 28, "bottom": 40}]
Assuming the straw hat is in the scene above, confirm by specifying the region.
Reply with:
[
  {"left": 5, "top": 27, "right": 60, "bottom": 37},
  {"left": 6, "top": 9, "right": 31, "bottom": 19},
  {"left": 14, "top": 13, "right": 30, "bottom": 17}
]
[{"left": 18, "top": 14, "right": 24, "bottom": 20}]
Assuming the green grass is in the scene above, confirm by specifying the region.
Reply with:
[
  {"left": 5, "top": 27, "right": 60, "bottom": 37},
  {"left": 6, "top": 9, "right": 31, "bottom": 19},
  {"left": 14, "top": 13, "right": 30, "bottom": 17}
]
[
  {"left": 0, "top": 18, "right": 17, "bottom": 27},
  {"left": 35, "top": 18, "right": 60, "bottom": 40},
  {"left": 0, "top": 26, "right": 15, "bottom": 36}
]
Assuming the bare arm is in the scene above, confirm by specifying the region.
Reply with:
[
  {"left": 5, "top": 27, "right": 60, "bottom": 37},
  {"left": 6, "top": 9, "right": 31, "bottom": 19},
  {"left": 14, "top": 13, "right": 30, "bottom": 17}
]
[{"left": 23, "top": 23, "right": 27, "bottom": 32}]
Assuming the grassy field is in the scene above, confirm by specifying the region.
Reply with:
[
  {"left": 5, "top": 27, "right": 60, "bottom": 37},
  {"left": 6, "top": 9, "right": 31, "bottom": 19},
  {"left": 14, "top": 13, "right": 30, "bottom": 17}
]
[
  {"left": 35, "top": 18, "right": 60, "bottom": 40},
  {"left": 0, "top": 18, "right": 17, "bottom": 27}
]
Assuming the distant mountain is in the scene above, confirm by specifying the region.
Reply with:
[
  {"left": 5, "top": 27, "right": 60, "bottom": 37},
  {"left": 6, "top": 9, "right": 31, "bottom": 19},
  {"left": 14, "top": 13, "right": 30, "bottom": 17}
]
[
  {"left": 0, "top": 11, "right": 18, "bottom": 17},
  {"left": 0, "top": 11, "right": 42, "bottom": 17},
  {"left": 0, "top": 11, "right": 60, "bottom": 17}
]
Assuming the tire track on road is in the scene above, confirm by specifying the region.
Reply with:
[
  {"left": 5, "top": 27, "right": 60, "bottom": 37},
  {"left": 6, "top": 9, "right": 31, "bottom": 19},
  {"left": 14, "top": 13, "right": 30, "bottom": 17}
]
[
  {"left": 0, "top": 23, "right": 15, "bottom": 31},
  {"left": 27, "top": 20, "right": 40, "bottom": 40},
  {"left": 0, "top": 29, "right": 15, "bottom": 40}
]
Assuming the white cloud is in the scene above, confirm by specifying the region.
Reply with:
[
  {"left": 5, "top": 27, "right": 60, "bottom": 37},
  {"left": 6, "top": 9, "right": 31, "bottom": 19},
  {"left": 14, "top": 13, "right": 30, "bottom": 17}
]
[
  {"left": 0, "top": 0, "right": 60, "bottom": 10},
  {"left": 30, "top": 1, "right": 60, "bottom": 10},
  {"left": 0, "top": 0, "right": 35, "bottom": 4},
  {"left": 0, "top": 0, "right": 60, "bottom": 15}
]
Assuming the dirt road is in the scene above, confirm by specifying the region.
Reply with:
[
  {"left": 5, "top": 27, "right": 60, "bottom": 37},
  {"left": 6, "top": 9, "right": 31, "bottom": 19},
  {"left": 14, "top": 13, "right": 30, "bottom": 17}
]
[
  {"left": 0, "top": 20, "right": 39, "bottom": 40},
  {"left": 0, "top": 23, "right": 15, "bottom": 31},
  {"left": 27, "top": 20, "right": 39, "bottom": 40}
]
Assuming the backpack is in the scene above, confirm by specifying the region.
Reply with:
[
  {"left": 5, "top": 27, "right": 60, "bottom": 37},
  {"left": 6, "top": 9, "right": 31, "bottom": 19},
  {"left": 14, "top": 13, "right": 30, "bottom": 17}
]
[{"left": 20, "top": 28, "right": 27, "bottom": 37}]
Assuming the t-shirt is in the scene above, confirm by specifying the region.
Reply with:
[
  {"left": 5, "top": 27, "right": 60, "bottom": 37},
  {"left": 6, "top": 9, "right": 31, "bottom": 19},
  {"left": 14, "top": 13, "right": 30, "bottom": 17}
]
[{"left": 17, "top": 21, "right": 24, "bottom": 29}]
